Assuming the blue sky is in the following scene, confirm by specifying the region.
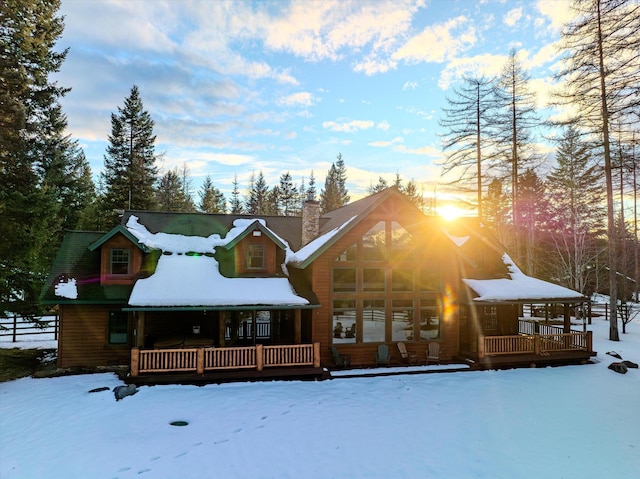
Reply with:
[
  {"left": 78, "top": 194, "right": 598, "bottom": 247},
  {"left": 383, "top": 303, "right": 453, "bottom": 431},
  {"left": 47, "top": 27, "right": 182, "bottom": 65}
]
[{"left": 54, "top": 0, "right": 575, "bottom": 208}]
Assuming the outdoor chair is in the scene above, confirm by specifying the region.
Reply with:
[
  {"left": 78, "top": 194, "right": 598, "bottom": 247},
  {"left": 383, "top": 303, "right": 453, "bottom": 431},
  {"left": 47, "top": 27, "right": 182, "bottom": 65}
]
[
  {"left": 375, "top": 344, "right": 391, "bottom": 367},
  {"left": 330, "top": 346, "right": 350, "bottom": 368},
  {"left": 397, "top": 342, "right": 418, "bottom": 365},
  {"left": 426, "top": 342, "right": 440, "bottom": 365}
]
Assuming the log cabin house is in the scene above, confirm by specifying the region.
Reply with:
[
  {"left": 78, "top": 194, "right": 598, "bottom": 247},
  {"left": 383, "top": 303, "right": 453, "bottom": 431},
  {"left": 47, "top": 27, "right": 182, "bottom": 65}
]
[{"left": 41, "top": 187, "right": 595, "bottom": 383}]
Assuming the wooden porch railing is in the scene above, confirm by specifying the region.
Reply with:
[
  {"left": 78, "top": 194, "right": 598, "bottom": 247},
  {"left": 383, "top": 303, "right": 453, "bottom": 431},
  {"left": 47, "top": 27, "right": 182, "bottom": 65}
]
[
  {"left": 131, "top": 342, "right": 321, "bottom": 376},
  {"left": 478, "top": 332, "right": 592, "bottom": 359}
]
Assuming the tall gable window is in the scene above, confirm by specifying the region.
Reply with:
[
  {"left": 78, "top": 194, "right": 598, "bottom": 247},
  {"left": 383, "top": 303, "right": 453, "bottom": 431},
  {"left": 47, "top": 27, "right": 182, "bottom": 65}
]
[
  {"left": 331, "top": 218, "right": 441, "bottom": 345},
  {"left": 246, "top": 244, "right": 265, "bottom": 269},
  {"left": 110, "top": 249, "right": 130, "bottom": 275}
]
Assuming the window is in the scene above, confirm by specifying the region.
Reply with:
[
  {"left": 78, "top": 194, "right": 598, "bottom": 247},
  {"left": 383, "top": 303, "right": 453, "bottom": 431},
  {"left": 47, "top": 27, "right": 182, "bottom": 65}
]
[
  {"left": 110, "top": 249, "right": 130, "bottom": 275},
  {"left": 363, "top": 299, "right": 385, "bottom": 343},
  {"left": 482, "top": 306, "right": 498, "bottom": 331},
  {"left": 246, "top": 244, "right": 265, "bottom": 269},
  {"left": 419, "top": 298, "right": 441, "bottom": 340},
  {"left": 392, "top": 269, "right": 413, "bottom": 291},
  {"left": 391, "top": 221, "right": 414, "bottom": 259},
  {"left": 335, "top": 243, "right": 357, "bottom": 262},
  {"left": 362, "top": 221, "right": 386, "bottom": 261},
  {"left": 363, "top": 268, "right": 385, "bottom": 292},
  {"left": 392, "top": 299, "right": 413, "bottom": 341},
  {"left": 108, "top": 312, "right": 128, "bottom": 344},
  {"left": 333, "top": 269, "right": 356, "bottom": 292},
  {"left": 419, "top": 269, "right": 440, "bottom": 291},
  {"left": 333, "top": 300, "right": 356, "bottom": 344}
]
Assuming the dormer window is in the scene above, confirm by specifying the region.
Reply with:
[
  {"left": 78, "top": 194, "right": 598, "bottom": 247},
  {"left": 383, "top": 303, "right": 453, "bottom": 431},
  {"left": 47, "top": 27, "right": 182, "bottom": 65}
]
[
  {"left": 246, "top": 244, "right": 265, "bottom": 270},
  {"left": 110, "top": 249, "right": 130, "bottom": 275}
]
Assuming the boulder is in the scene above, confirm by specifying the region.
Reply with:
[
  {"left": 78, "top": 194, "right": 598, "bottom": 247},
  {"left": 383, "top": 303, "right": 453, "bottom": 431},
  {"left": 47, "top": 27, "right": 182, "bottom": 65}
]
[
  {"left": 606, "top": 351, "right": 622, "bottom": 359},
  {"left": 608, "top": 362, "right": 628, "bottom": 374},
  {"left": 113, "top": 384, "right": 138, "bottom": 401},
  {"left": 622, "top": 360, "right": 639, "bottom": 369}
]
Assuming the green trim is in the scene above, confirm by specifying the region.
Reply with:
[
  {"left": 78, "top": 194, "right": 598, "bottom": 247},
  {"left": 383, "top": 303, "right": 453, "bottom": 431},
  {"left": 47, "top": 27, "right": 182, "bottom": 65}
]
[
  {"left": 122, "top": 304, "right": 320, "bottom": 312},
  {"left": 88, "top": 225, "right": 149, "bottom": 252},
  {"left": 223, "top": 220, "right": 287, "bottom": 251}
]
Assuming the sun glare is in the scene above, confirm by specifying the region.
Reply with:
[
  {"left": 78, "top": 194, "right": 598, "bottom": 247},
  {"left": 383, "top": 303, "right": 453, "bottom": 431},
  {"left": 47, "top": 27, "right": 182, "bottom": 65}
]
[{"left": 437, "top": 205, "right": 465, "bottom": 221}]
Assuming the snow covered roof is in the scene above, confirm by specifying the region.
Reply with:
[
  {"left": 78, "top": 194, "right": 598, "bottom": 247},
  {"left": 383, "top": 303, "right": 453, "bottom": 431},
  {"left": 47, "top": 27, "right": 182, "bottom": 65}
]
[
  {"left": 288, "top": 216, "right": 356, "bottom": 266},
  {"left": 463, "top": 254, "right": 585, "bottom": 303},
  {"left": 125, "top": 215, "right": 310, "bottom": 308},
  {"left": 128, "top": 254, "right": 309, "bottom": 307}
]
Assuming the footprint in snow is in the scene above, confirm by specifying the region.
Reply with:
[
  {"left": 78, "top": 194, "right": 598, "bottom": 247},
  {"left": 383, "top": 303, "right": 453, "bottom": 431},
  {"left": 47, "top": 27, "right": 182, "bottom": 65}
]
[
  {"left": 174, "top": 451, "right": 188, "bottom": 458},
  {"left": 233, "top": 428, "right": 242, "bottom": 433},
  {"left": 137, "top": 469, "right": 151, "bottom": 475},
  {"left": 118, "top": 467, "right": 132, "bottom": 472},
  {"left": 150, "top": 456, "right": 161, "bottom": 461}
]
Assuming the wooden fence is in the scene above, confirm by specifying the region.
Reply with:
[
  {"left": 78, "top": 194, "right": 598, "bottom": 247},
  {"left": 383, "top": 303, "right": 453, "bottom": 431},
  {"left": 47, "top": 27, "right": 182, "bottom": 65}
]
[
  {"left": 131, "top": 342, "right": 320, "bottom": 376},
  {"left": 0, "top": 315, "right": 58, "bottom": 342}
]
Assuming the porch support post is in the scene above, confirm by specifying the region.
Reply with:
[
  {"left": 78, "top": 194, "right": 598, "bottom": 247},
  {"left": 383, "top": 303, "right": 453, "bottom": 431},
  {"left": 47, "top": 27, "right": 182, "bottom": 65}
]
[
  {"left": 313, "top": 341, "right": 320, "bottom": 368},
  {"left": 131, "top": 348, "right": 140, "bottom": 376},
  {"left": 294, "top": 309, "right": 301, "bottom": 344},
  {"left": 135, "top": 312, "right": 145, "bottom": 348},
  {"left": 563, "top": 303, "right": 571, "bottom": 333},
  {"left": 219, "top": 311, "right": 226, "bottom": 347},
  {"left": 478, "top": 335, "right": 485, "bottom": 359},
  {"left": 256, "top": 344, "right": 263, "bottom": 371},
  {"left": 196, "top": 348, "right": 205, "bottom": 374}
]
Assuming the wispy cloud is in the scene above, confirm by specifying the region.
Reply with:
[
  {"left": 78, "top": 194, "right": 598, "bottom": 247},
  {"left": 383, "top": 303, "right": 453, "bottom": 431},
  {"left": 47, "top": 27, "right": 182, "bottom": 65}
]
[
  {"left": 503, "top": 8, "right": 523, "bottom": 27},
  {"left": 277, "top": 92, "right": 317, "bottom": 107},
  {"left": 322, "top": 120, "right": 375, "bottom": 132},
  {"left": 393, "top": 16, "right": 476, "bottom": 64}
]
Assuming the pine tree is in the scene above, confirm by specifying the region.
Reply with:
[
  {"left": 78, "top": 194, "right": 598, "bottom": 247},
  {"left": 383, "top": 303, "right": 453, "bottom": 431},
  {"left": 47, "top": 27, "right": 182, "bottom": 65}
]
[
  {"left": 0, "top": 0, "right": 74, "bottom": 318},
  {"left": 156, "top": 168, "right": 195, "bottom": 212},
  {"left": 198, "top": 175, "right": 226, "bottom": 213},
  {"left": 245, "top": 171, "right": 269, "bottom": 214},
  {"left": 101, "top": 85, "right": 158, "bottom": 225},
  {"left": 545, "top": 125, "right": 606, "bottom": 293},
  {"left": 484, "top": 177, "right": 510, "bottom": 246},
  {"left": 320, "top": 154, "right": 350, "bottom": 214},
  {"left": 278, "top": 171, "right": 298, "bottom": 216},
  {"left": 229, "top": 174, "right": 243, "bottom": 214},
  {"left": 368, "top": 176, "right": 388, "bottom": 194},
  {"left": 517, "top": 169, "right": 547, "bottom": 275}
]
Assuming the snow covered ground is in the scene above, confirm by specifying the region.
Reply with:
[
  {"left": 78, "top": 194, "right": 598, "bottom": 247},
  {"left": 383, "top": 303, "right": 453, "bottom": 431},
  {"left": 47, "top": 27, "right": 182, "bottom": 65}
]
[{"left": 1, "top": 316, "right": 639, "bottom": 479}]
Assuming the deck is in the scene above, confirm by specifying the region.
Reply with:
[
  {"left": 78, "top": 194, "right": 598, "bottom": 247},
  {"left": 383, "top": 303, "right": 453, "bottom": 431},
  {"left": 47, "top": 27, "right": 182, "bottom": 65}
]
[
  {"left": 129, "top": 342, "right": 323, "bottom": 384},
  {"left": 470, "top": 320, "right": 595, "bottom": 368}
]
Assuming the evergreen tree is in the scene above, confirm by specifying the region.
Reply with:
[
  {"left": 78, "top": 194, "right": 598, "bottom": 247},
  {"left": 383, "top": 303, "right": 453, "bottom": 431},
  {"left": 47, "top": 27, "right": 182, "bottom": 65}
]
[
  {"left": 101, "top": 85, "right": 158, "bottom": 224},
  {"left": 368, "top": 176, "right": 388, "bottom": 194},
  {"left": 198, "top": 175, "right": 226, "bottom": 213},
  {"left": 278, "top": 172, "right": 298, "bottom": 216},
  {"left": 401, "top": 179, "right": 425, "bottom": 211},
  {"left": 245, "top": 171, "right": 269, "bottom": 214},
  {"left": 156, "top": 168, "right": 195, "bottom": 212},
  {"left": 545, "top": 125, "right": 606, "bottom": 293},
  {"left": 320, "top": 153, "right": 350, "bottom": 214},
  {"left": 0, "top": 0, "right": 73, "bottom": 318},
  {"left": 265, "top": 186, "right": 281, "bottom": 216},
  {"left": 517, "top": 168, "right": 547, "bottom": 275},
  {"left": 307, "top": 170, "right": 317, "bottom": 200},
  {"left": 484, "top": 177, "right": 510, "bottom": 246},
  {"left": 229, "top": 174, "right": 243, "bottom": 214}
]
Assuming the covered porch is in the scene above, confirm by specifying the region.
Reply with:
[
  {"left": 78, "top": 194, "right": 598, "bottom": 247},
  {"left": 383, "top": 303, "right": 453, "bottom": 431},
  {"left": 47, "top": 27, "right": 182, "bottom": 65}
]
[
  {"left": 460, "top": 301, "right": 596, "bottom": 368},
  {"left": 126, "top": 305, "right": 322, "bottom": 382}
]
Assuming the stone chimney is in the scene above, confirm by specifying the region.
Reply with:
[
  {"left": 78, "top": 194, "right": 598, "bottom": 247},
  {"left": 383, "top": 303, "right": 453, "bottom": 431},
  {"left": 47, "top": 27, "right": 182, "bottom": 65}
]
[{"left": 301, "top": 192, "right": 320, "bottom": 246}]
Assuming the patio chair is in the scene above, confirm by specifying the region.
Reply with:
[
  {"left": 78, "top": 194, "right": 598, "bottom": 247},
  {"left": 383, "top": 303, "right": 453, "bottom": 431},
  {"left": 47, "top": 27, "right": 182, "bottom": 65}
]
[
  {"left": 375, "top": 344, "right": 391, "bottom": 367},
  {"left": 397, "top": 342, "right": 418, "bottom": 365},
  {"left": 330, "top": 346, "right": 350, "bottom": 368},
  {"left": 426, "top": 342, "right": 440, "bottom": 365}
]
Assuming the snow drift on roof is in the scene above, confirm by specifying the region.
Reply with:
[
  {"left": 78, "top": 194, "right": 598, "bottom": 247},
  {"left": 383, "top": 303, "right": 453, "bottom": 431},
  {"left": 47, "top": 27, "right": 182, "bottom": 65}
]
[
  {"left": 128, "top": 254, "right": 309, "bottom": 307},
  {"left": 125, "top": 215, "right": 284, "bottom": 254},
  {"left": 55, "top": 278, "right": 77, "bottom": 300},
  {"left": 288, "top": 216, "right": 356, "bottom": 265},
  {"left": 463, "top": 254, "right": 583, "bottom": 302}
]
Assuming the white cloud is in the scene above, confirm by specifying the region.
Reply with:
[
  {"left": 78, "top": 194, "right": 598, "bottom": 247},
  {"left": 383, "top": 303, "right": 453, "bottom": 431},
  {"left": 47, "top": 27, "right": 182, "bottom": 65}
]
[
  {"left": 277, "top": 92, "right": 316, "bottom": 107},
  {"left": 438, "top": 53, "right": 508, "bottom": 90},
  {"left": 403, "top": 81, "right": 418, "bottom": 90},
  {"left": 393, "top": 16, "right": 476, "bottom": 64},
  {"left": 377, "top": 121, "right": 391, "bottom": 131},
  {"left": 322, "top": 120, "right": 375, "bottom": 132},
  {"left": 536, "top": 0, "right": 575, "bottom": 32},
  {"left": 369, "top": 137, "right": 404, "bottom": 148},
  {"left": 503, "top": 8, "right": 523, "bottom": 27}
]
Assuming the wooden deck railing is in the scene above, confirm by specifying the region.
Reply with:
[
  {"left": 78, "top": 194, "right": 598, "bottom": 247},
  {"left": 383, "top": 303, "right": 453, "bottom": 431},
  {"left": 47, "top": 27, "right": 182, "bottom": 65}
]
[
  {"left": 131, "top": 342, "right": 320, "bottom": 376},
  {"left": 479, "top": 332, "right": 592, "bottom": 359}
]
